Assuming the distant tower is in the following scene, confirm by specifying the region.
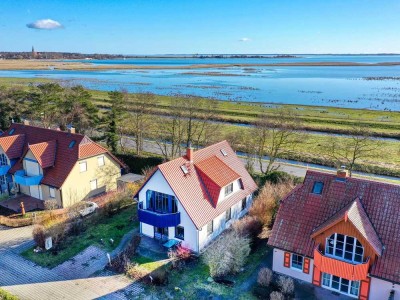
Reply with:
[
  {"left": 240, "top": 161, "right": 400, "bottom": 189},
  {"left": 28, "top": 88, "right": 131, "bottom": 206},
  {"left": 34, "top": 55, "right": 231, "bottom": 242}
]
[{"left": 31, "top": 46, "right": 37, "bottom": 59}]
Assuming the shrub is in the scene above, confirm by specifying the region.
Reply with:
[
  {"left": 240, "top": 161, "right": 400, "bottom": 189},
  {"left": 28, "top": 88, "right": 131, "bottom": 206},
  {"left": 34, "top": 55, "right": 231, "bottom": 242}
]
[
  {"left": 232, "top": 215, "right": 262, "bottom": 240},
  {"left": 44, "top": 199, "right": 58, "bottom": 211},
  {"left": 109, "top": 235, "right": 141, "bottom": 273},
  {"left": 0, "top": 215, "right": 34, "bottom": 227},
  {"left": 0, "top": 288, "right": 19, "bottom": 300},
  {"left": 270, "top": 291, "right": 285, "bottom": 300},
  {"left": 125, "top": 263, "right": 148, "bottom": 281},
  {"left": 100, "top": 190, "right": 133, "bottom": 217},
  {"left": 278, "top": 275, "right": 295, "bottom": 295},
  {"left": 32, "top": 224, "right": 46, "bottom": 248},
  {"left": 168, "top": 244, "right": 192, "bottom": 269},
  {"left": 257, "top": 267, "right": 273, "bottom": 287},
  {"left": 68, "top": 219, "right": 86, "bottom": 236},
  {"left": 46, "top": 221, "right": 67, "bottom": 248},
  {"left": 203, "top": 231, "right": 250, "bottom": 277},
  {"left": 149, "top": 268, "right": 168, "bottom": 285},
  {"left": 249, "top": 182, "right": 294, "bottom": 228}
]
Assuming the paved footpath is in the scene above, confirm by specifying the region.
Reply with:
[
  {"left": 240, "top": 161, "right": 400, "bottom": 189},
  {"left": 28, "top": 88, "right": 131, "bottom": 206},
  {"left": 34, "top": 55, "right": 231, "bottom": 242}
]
[{"left": 0, "top": 225, "right": 143, "bottom": 300}]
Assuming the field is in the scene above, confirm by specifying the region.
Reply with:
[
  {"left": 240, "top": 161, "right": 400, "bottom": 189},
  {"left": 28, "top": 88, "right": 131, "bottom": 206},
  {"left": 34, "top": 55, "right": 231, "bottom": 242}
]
[{"left": 1, "top": 76, "right": 399, "bottom": 176}]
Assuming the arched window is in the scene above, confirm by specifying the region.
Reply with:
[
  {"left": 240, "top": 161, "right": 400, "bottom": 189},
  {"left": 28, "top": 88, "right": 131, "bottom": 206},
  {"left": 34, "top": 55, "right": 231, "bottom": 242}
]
[
  {"left": 325, "top": 233, "right": 364, "bottom": 263},
  {"left": 0, "top": 154, "right": 7, "bottom": 166}
]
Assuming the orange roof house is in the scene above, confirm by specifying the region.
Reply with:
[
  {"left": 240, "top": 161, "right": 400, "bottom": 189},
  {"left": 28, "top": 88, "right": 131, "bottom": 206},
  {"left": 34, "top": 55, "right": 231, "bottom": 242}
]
[
  {"left": 135, "top": 141, "right": 258, "bottom": 253},
  {"left": 0, "top": 122, "right": 125, "bottom": 208},
  {"left": 268, "top": 170, "right": 400, "bottom": 300}
]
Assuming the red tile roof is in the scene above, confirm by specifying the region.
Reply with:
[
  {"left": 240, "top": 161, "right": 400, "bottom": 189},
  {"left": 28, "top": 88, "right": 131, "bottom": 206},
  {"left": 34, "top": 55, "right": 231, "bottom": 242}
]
[
  {"left": 311, "top": 198, "right": 383, "bottom": 256},
  {"left": 0, "top": 134, "right": 25, "bottom": 159},
  {"left": 268, "top": 170, "right": 400, "bottom": 283},
  {"left": 28, "top": 140, "right": 57, "bottom": 168},
  {"left": 4, "top": 124, "right": 124, "bottom": 188},
  {"left": 139, "top": 140, "right": 258, "bottom": 229}
]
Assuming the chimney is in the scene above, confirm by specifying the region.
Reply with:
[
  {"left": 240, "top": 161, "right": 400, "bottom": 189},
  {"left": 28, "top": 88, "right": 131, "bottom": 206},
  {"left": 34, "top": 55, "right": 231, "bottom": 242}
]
[
  {"left": 186, "top": 143, "right": 193, "bottom": 163},
  {"left": 68, "top": 127, "right": 76, "bottom": 134},
  {"left": 337, "top": 166, "right": 348, "bottom": 179},
  {"left": 23, "top": 119, "right": 30, "bottom": 126}
]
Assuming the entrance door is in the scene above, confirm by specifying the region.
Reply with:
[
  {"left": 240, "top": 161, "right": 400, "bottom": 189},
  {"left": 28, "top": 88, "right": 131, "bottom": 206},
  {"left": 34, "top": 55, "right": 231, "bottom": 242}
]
[
  {"left": 29, "top": 185, "right": 42, "bottom": 200},
  {"left": 154, "top": 227, "right": 168, "bottom": 241}
]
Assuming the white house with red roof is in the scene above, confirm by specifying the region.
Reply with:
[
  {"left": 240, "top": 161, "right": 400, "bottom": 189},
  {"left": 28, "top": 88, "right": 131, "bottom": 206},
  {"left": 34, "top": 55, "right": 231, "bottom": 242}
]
[
  {"left": 135, "top": 141, "right": 258, "bottom": 253},
  {"left": 268, "top": 169, "right": 400, "bottom": 300},
  {"left": 0, "top": 122, "right": 124, "bottom": 208}
]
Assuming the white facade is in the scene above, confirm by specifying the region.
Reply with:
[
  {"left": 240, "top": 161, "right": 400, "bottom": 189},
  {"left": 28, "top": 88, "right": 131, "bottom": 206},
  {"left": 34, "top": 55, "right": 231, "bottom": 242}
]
[
  {"left": 138, "top": 170, "right": 253, "bottom": 253},
  {"left": 272, "top": 248, "right": 314, "bottom": 283},
  {"left": 370, "top": 277, "right": 399, "bottom": 300}
]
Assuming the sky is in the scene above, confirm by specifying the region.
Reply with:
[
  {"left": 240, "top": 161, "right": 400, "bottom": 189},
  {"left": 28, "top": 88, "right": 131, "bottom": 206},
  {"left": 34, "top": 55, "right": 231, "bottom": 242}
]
[{"left": 0, "top": 0, "right": 399, "bottom": 54}]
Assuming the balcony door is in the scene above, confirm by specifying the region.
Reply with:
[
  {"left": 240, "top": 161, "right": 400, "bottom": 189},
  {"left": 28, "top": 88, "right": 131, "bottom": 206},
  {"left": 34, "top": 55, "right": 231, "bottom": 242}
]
[
  {"left": 154, "top": 227, "right": 168, "bottom": 241},
  {"left": 29, "top": 185, "right": 42, "bottom": 200},
  {"left": 25, "top": 160, "right": 40, "bottom": 176}
]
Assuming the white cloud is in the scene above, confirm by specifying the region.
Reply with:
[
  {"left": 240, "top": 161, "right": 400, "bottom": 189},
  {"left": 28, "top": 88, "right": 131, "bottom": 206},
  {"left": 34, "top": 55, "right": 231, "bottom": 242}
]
[
  {"left": 239, "top": 37, "right": 251, "bottom": 42},
  {"left": 27, "top": 19, "right": 63, "bottom": 30}
]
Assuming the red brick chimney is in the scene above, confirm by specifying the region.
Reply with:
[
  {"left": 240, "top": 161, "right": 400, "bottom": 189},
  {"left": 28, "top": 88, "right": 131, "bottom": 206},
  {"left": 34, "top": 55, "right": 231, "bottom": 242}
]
[
  {"left": 337, "top": 166, "right": 348, "bottom": 179},
  {"left": 68, "top": 127, "right": 76, "bottom": 134},
  {"left": 23, "top": 119, "right": 30, "bottom": 126},
  {"left": 186, "top": 144, "right": 193, "bottom": 163}
]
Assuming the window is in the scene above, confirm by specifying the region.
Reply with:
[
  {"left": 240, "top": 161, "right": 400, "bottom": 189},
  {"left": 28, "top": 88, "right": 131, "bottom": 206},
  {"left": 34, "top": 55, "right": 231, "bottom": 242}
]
[
  {"left": 312, "top": 181, "right": 324, "bottom": 194},
  {"left": 68, "top": 141, "right": 76, "bottom": 148},
  {"left": 146, "top": 190, "right": 177, "bottom": 213},
  {"left": 220, "top": 149, "right": 228, "bottom": 156},
  {"left": 79, "top": 161, "right": 87, "bottom": 172},
  {"left": 224, "top": 183, "right": 233, "bottom": 196},
  {"left": 49, "top": 187, "right": 55, "bottom": 198},
  {"left": 0, "top": 175, "right": 6, "bottom": 185},
  {"left": 326, "top": 233, "right": 364, "bottom": 263},
  {"left": 8, "top": 129, "right": 15, "bottom": 135},
  {"left": 241, "top": 197, "right": 247, "bottom": 211},
  {"left": 175, "top": 226, "right": 184, "bottom": 240},
  {"left": 90, "top": 179, "right": 97, "bottom": 191},
  {"left": 207, "top": 220, "right": 213, "bottom": 236},
  {"left": 226, "top": 207, "right": 232, "bottom": 221},
  {"left": 321, "top": 273, "right": 360, "bottom": 297},
  {"left": 0, "top": 154, "right": 7, "bottom": 166},
  {"left": 98, "top": 156, "right": 105, "bottom": 167},
  {"left": 291, "top": 254, "right": 304, "bottom": 270}
]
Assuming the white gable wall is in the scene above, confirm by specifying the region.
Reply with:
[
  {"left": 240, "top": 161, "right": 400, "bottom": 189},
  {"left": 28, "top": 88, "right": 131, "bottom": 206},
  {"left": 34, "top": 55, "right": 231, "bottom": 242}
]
[
  {"left": 370, "top": 277, "right": 400, "bottom": 300},
  {"left": 272, "top": 248, "right": 313, "bottom": 283},
  {"left": 217, "top": 179, "right": 242, "bottom": 204},
  {"left": 138, "top": 170, "right": 199, "bottom": 252}
]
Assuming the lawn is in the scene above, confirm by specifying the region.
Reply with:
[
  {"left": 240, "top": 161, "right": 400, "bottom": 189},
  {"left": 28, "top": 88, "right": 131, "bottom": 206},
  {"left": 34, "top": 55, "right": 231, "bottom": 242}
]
[
  {"left": 134, "top": 241, "right": 271, "bottom": 300},
  {"left": 21, "top": 204, "right": 138, "bottom": 268}
]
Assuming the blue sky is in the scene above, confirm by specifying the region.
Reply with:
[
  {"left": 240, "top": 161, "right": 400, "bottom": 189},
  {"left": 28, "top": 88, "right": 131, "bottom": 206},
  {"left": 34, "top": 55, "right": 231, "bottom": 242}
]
[{"left": 0, "top": 0, "right": 399, "bottom": 54}]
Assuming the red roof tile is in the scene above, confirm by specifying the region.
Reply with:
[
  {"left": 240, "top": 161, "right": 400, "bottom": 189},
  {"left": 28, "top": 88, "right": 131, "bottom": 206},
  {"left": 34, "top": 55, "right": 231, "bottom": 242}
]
[
  {"left": 29, "top": 140, "right": 57, "bottom": 168},
  {"left": 4, "top": 124, "right": 124, "bottom": 188},
  {"left": 268, "top": 170, "right": 400, "bottom": 283},
  {"left": 140, "top": 140, "right": 258, "bottom": 229},
  {"left": 0, "top": 134, "right": 25, "bottom": 159}
]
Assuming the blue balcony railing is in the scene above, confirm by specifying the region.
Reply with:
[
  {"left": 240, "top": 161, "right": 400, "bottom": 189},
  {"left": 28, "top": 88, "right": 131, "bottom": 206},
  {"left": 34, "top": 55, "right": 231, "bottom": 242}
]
[
  {"left": 0, "top": 165, "right": 10, "bottom": 176},
  {"left": 138, "top": 202, "right": 181, "bottom": 227},
  {"left": 14, "top": 170, "right": 43, "bottom": 186}
]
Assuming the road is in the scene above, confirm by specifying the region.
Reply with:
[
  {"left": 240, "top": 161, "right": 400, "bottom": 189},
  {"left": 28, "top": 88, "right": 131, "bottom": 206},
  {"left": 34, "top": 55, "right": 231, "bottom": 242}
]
[{"left": 121, "top": 137, "right": 400, "bottom": 184}]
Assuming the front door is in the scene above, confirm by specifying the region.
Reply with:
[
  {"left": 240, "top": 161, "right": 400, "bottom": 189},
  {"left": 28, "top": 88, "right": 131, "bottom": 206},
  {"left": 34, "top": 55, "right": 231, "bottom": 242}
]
[
  {"left": 29, "top": 185, "right": 42, "bottom": 200},
  {"left": 154, "top": 227, "right": 168, "bottom": 241}
]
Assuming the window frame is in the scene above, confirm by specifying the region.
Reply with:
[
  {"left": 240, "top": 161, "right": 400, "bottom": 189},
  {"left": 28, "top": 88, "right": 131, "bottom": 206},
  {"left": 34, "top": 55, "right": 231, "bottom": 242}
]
[
  {"left": 207, "top": 220, "right": 214, "bottom": 236},
  {"left": 97, "top": 155, "right": 105, "bottom": 167},
  {"left": 0, "top": 175, "right": 6, "bottom": 185},
  {"left": 312, "top": 181, "right": 324, "bottom": 194},
  {"left": 79, "top": 161, "right": 87, "bottom": 173},
  {"left": 290, "top": 253, "right": 304, "bottom": 271},
  {"left": 224, "top": 182, "right": 233, "bottom": 196},
  {"left": 325, "top": 233, "right": 364, "bottom": 264},
  {"left": 175, "top": 225, "right": 185, "bottom": 240},
  {"left": 226, "top": 207, "right": 232, "bottom": 222},
  {"left": 241, "top": 197, "right": 247, "bottom": 211},
  {"left": 90, "top": 179, "right": 98, "bottom": 191},
  {"left": 49, "top": 187, "right": 56, "bottom": 198},
  {"left": 0, "top": 153, "right": 7, "bottom": 166},
  {"left": 321, "top": 272, "right": 360, "bottom": 298}
]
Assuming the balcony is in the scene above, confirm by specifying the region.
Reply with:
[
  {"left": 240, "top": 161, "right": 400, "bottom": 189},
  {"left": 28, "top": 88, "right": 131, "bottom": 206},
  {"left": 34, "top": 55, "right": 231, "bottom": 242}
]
[
  {"left": 138, "top": 202, "right": 181, "bottom": 227},
  {"left": 0, "top": 165, "right": 10, "bottom": 176},
  {"left": 313, "top": 244, "right": 370, "bottom": 281},
  {"left": 14, "top": 170, "right": 43, "bottom": 186}
]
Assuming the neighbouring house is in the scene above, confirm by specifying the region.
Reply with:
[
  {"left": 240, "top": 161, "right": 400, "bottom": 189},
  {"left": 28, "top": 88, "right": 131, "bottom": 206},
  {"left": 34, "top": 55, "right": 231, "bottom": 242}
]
[
  {"left": 268, "top": 169, "right": 400, "bottom": 300},
  {"left": 135, "top": 141, "right": 258, "bottom": 253},
  {"left": 0, "top": 122, "right": 125, "bottom": 208}
]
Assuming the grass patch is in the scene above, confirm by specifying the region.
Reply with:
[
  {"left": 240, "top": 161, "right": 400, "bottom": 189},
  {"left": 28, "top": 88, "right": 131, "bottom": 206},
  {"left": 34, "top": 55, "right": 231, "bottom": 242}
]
[
  {"left": 21, "top": 204, "right": 138, "bottom": 268},
  {"left": 132, "top": 255, "right": 168, "bottom": 272},
  {"left": 0, "top": 288, "right": 19, "bottom": 300}
]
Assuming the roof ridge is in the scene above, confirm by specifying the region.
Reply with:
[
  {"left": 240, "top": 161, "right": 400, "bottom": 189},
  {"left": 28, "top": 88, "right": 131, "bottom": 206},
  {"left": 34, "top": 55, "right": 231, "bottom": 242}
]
[{"left": 11, "top": 123, "right": 85, "bottom": 137}]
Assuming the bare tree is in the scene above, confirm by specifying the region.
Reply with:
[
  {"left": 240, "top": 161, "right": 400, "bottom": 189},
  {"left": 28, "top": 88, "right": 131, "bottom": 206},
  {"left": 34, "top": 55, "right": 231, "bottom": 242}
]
[
  {"left": 325, "top": 125, "right": 382, "bottom": 177},
  {"left": 255, "top": 108, "right": 304, "bottom": 174}
]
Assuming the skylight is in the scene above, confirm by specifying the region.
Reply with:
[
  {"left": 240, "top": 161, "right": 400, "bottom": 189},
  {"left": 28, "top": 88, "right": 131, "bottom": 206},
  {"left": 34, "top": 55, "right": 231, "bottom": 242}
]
[
  {"left": 180, "top": 165, "right": 189, "bottom": 175},
  {"left": 8, "top": 129, "right": 15, "bottom": 135},
  {"left": 68, "top": 140, "right": 76, "bottom": 148},
  {"left": 220, "top": 149, "right": 228, "bottom": 156},
  {"left": 312, "top": 181, "right": 324, "bottom": 194}
]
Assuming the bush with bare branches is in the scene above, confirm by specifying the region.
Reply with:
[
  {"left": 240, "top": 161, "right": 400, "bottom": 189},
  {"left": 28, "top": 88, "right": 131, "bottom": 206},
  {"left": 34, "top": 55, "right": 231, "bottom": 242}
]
[
  {"left": 257, "top": 267, "right": 273, "bottom": 287},
  {"left": 270, "top": 291, "right": 285, "bottom": 300},
  {"left": 232, "top": 215, "right": 262, "bottom": 240},
  {"left": 32, "top": 224, "right": 46, "bottom": 248},
  {"left": 278, "top": 275, "right": 295, "bottom": 295}
]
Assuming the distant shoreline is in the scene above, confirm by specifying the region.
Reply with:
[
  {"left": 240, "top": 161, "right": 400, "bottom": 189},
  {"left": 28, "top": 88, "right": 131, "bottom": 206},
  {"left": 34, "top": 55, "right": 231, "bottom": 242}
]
[{"left": 1, "top": 59, "right": 400, "bottom": 71}]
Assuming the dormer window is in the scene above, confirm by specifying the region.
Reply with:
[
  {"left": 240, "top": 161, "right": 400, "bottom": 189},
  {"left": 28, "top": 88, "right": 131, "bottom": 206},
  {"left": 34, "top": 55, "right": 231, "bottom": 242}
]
[
  {"left": 224, "top": 182, "right": 233, "bottom": 196},
  {"left": 325, "top": 233, "right": 364, "bottom": 263},
  {"left": 312, "top": 181, "right": 324, "bottom": 194}
]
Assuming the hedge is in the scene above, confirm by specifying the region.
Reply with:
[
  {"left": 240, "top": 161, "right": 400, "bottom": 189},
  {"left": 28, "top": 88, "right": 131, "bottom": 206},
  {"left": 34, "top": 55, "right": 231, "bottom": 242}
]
[{"left": 115, "top": 153, "right": 163, "bottom": 174}]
